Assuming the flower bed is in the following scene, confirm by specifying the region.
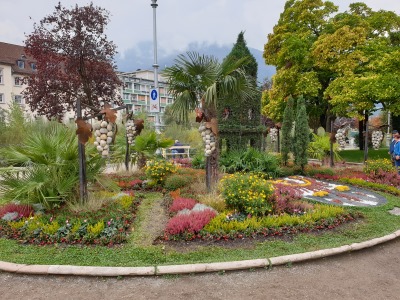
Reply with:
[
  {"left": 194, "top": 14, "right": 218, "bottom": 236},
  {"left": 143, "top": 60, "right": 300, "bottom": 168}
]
[{"left": 0, "top": 192, "right": 141, "bottom": 246}]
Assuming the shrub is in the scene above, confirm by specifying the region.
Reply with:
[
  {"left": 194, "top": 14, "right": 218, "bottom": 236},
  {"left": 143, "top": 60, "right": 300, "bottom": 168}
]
[
  {"left": 0, "top": 122, "right": 106, "bottom": 208},
  {"left": 198, "top": 192, "right": 226, "bottom": 212},
  {"left": 219, "top": 173, "right": 274, "bottom": 216},
  {"left": 307, "top": 133, "right": 341, "bottom": 164},
  {"left": 169, "top": 197, "right": 197, "bottom": 213},
  {"left": 117, "top": 195, "right": 134, "bottom": 210},
  {"left": 42, "top": 221, "right": 61, "bottom": 235},
  {"left": 363, "top": 158, "right": 396, "bottom": 175},
  {"left": 367, "top": 169, "right": 400, "bottom": 188},
  {"left": 219, "top": 148, "right": 280, "bottom": 177},
  {"left": 0, "top": 203, "right": 34, "bottom": 219},
  {"left": 164, "top": 174, "right": 191, "bottom": 191},
  {"left": 165, "top": 209, "right": 217, "bottom": 236},
  {"left": 87, "top": 221, "right": 105, "bottom": 237},
  {"left": 271, "top": 184, "right": 311, "bottom": 215},
  {"left": 172, "top": 158, "right": 192, "bottom": 168},
  {"left": 203, "top": 204, "right": 348, "bottom": 235},
  {"left": 144, "top": 159, "right": 177, "bottom": 184}
]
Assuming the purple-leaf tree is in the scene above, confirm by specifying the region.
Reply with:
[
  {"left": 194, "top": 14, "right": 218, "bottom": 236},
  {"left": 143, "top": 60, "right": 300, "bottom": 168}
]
[
  {"left": 23, "top": 2, "right": 122, "bottom": 120},
  {"left": 23, "top": 2, "right": 123, "bottom": 202}
]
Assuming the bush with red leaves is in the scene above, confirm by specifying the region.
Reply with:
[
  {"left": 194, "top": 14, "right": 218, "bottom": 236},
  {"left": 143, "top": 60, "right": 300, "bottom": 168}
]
[
  {"left": 271, "top": 184, "right": 312, "bottom": 215},
  {"left": 0, "top": 203, "right": 34, "bottom": 219},
  {"left": 367, "top": 170, "right": 400, "bottom": 188},
  {"left": 169, "top": 197, "right": 197, "bottom": 213},
  {"left": 165, "top": 209, "right": 217, "bottom": 235}
]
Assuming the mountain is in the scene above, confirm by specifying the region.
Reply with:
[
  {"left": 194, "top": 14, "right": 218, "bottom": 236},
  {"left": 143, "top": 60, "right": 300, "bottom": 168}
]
[{"left": 115, "top": 42, "right": 276, "bottom": 84}]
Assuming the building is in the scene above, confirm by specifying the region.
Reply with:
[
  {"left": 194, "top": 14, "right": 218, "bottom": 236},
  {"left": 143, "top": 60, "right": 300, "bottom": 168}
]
[
  {"left": 117, "top": 69, "right": 174, "bottom": 126},
  {"left": 0, "top": 42, "right": 36, "bottom": 119},
  {"left": 0, "top": 42, "right": 174, "bottom": 126}
]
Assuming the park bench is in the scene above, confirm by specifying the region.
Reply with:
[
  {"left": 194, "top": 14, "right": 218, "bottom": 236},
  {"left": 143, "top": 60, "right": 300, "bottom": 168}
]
[{"left": 162, "top": 146, "right": 191, "bottom": 159}]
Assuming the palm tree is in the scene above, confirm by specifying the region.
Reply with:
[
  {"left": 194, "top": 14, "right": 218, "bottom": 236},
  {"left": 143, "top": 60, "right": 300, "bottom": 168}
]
[{"left": 163, "top": 52, "right": 258, "bottom": 190}]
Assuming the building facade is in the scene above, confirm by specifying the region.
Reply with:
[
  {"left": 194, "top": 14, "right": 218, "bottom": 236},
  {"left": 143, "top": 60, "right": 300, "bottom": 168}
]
[
  {"left": 117, "top": 69, "right": 174, "bottom": 126},
  {"left": 0, "top": 42, "right": 175, "bottom": 126},
  {"left": 0, "top": 42, "right": 36, "bottom": 120}
]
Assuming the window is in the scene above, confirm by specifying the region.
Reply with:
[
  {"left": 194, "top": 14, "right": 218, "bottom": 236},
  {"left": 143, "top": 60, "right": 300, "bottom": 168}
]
[
  {"left": 15, "top": 76, "right": 21, "bottom": 86},
  {"left": 14, "top": 95, "right": 23, "bottom": 104},
  {"left": 0, "top": 93, "right": 4, "bottom": 103},
  {"left": 30, "top": 63, "right": 36, "bottom": 70},
  {"left": 124, "top": 82, "right": 132, "bottom": 90},
  {"left": 0, "top": 69, "right": 3, "bottom": 84},
  {"left": 123, "top": 93, "right": 130, "bottom": 100},
  {"left": 17, "top": 60, "right": 25, "bottom": 69}
]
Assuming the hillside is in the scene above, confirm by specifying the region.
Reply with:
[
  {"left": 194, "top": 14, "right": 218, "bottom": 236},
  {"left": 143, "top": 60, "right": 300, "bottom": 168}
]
[{"left": 115, "top": 42, "right": 275, "bottom": 84}]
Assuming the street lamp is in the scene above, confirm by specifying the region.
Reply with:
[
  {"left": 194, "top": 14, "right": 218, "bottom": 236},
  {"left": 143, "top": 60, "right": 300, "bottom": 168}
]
[{"left": 151, "top": 0, "right": 161, "bottom": 133}]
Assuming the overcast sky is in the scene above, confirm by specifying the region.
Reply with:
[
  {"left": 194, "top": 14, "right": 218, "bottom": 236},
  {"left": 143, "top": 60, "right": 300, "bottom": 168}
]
[{"left": 1, "top": 0, "right": 400, "bottom": 58}]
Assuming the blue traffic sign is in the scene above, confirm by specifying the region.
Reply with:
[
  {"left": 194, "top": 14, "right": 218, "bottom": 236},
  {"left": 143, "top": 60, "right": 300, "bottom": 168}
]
[{"left": 151, "top": 89, "right": 158, "bottom": 100}]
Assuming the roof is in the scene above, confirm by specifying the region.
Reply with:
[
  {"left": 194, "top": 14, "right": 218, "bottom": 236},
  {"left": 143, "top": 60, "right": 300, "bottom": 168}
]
[{"left": 0, "top": 42, "right": 36, "bottom": 75}]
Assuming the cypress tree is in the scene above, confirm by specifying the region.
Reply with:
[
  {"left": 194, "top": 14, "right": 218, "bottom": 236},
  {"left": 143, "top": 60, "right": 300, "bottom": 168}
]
[
  {"left": 294, "top": 95, "right": 310, "bottom": 172},
  {"left": 225, "top": 31, "right": 258, "bottom": 80},
  {"left": 281, "top": 96, "right": 295, "bottom": 165}
]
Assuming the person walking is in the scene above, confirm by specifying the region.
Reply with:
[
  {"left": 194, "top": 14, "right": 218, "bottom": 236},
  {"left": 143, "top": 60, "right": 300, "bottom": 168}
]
[
  {"left": 389, "top": 130, "right": 398, "bottom": 166},
  {"left": 392, "top": 132, "right": 400, "bottom": 174}
]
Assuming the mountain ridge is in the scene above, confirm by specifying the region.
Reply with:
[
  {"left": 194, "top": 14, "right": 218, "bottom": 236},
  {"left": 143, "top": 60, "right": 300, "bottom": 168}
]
[{"left": 115, "top": 42, "right": 275, "bottom": 84}]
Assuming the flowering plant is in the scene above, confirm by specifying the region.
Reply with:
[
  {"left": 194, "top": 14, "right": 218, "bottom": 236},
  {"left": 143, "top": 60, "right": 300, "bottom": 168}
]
[
  {"left": 145, "top": 159, "right": 177, "bottom": 184},
  {"left": 312, "top": 191, "right": 329, "bottom": 197},
  {"left": 335, "top": 185, "right": 350, "bottom": 192},
  {"left": 363, "top": 158, "right": 396, "bottom": 175},
  {"left": 219, "top": 173, "right": 274, "bottom": 216}
]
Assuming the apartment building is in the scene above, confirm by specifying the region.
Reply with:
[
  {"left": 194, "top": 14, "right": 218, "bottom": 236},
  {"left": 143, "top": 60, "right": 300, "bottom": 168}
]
[
  {"left": 0, "top": 42, "right": 174, "bottom": 126},
  {"left": 118, "top": 69, "right": 174, "bottom": 126},
  {"left": 0, "top": 42, "right": 36, "bottom": 119}
]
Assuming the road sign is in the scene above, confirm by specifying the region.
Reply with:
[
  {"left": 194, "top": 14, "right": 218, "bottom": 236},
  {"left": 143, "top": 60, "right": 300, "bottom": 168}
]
[{"left": 150, "top": 88, "right": 160, "bottom": 113}]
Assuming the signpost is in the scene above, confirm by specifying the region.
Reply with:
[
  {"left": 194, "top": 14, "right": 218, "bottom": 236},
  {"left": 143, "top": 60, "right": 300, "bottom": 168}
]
[{"left": 150, "top": 88, "right": 160, "bottom": 113}]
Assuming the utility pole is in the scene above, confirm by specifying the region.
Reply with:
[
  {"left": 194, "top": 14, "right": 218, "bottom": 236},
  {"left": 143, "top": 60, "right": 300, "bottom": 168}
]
[{"left": 151, "top": 0, "right": 161, "bottom": 133}]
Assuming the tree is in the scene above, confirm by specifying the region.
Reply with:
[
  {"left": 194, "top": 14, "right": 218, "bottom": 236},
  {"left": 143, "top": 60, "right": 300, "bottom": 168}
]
[
  {"left": 313, "top": 3, "right": 400, "bottom": 149},
  {"left": 218, "top": 32, "right": 263, "bottom": 152},
  {"left": 263, "top": 0, "right": 338, "bottom": 130},
  {"left": 163, "top": 52, "right": 257, "bottom": 190},
  {"left": 280, "top": 96, "right": 295, "bottom": 165},
  {"left": 23, "top": 3, "right": 123, "bottom": 202},
  {"left": 23, "top": 2, "right": 122, "bottom": 120},
  {"left": 294, "top": 96, "right": 309, "bottom": 172},
  {"left": 225, "top": 31, "right": 258, "bottom": 81}
]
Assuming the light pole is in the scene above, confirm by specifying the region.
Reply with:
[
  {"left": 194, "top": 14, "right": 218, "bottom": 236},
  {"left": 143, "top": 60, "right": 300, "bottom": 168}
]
[{"left": 151, "top": 0, "right": 161, "bottom": 133}]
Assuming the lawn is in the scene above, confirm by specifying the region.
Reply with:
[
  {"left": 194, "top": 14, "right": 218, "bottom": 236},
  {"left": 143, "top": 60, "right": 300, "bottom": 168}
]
[{"left": 339, "top": 148, "right": 390, "bottom": 163}]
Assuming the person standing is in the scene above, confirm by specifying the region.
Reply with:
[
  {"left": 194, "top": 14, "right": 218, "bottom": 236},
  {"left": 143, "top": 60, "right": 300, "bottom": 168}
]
[
  {"left": 389, "top": 130, "right": 398, "bottom": 166},
  {"left": 392, "top": 133, "right": 400, "bottom": 174}
]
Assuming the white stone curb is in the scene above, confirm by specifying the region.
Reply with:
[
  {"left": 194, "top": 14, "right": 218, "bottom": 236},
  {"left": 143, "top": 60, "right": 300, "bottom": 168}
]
[{"left": 1, "top": 230, "right": 399, "bottom": 277}]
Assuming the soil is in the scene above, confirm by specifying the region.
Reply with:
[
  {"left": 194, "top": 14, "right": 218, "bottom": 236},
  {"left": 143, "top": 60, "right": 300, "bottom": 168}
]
[{"left": 1, "top": 237, "right": 399, "bottom": 300}]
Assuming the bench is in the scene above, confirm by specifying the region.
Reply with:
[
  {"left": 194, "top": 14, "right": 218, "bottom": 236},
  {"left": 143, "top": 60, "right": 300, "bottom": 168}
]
[{"left": 162, "top": 146, "right": 191, "bottom": 159}]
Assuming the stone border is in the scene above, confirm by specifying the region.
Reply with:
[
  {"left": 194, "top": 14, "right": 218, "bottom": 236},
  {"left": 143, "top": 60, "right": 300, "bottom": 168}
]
[{"left": 1, "top": 230, "right": 399, "bottom": 276}]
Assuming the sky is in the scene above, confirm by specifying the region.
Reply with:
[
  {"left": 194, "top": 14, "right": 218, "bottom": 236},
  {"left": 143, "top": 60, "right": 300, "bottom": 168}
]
[{"left": 1, "top": 0, "right": 400, "bottom": 59}]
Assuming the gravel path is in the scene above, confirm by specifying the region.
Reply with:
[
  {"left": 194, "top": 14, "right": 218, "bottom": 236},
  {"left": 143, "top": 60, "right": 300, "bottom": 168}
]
[{"left": 1, "top": 238, "right": 399, "bottom": 300}]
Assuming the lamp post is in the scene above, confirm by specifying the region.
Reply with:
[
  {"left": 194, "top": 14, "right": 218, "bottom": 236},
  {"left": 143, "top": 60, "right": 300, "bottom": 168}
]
[{"left": 151, "top": 0, "right": 161, "bottom": 133}]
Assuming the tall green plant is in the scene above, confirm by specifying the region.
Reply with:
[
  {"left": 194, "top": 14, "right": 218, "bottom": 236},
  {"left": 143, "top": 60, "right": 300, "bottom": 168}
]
[
  {"left": 0, "top": 122, "right": 106, "bottom": 208},
  {"left": 132, "top": 130, "right": 174, "bottom": 169},
  {"left": 0, "top": 102, "right": 29, "bottom": 148},
  {"left": 294, "top": 96, "right": 310, "bottom": 172},
  {"left": 219, "top": 148, "right": 279, "bottom": 177},
  {"left": 308, "top": 133, "right": 341, "bottom": 164},
  {"left": 281, "top": 96, "right": 295, "bottom": 165}
]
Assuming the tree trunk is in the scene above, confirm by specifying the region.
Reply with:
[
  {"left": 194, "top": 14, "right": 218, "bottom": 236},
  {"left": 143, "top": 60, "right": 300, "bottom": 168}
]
[
  {"left": 358, "top": 119, "right": 365, "bottom": 151},
  {"left": 76, "top": 98, "right": 88, "bottom": 203}
]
